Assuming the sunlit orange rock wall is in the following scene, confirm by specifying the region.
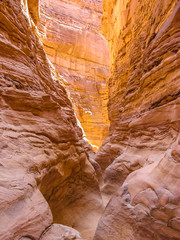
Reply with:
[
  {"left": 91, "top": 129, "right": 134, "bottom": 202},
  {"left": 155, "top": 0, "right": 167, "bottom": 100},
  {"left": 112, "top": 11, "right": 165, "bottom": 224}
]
[
  {"left": 0, "top": 1, "right": 103, "bottom": 239},
  {"left": 94, "top": 0, "right": 180, "bottom": 239},
  {"left": 38, "top": 0, "right": 110, "bottom": 150}
]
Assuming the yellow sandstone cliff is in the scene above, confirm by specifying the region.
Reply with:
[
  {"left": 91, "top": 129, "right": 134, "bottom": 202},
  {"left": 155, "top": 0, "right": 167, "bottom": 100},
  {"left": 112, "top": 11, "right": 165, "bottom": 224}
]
[{"left": 38, "top": 0, "right": 110, "bottom": 150}]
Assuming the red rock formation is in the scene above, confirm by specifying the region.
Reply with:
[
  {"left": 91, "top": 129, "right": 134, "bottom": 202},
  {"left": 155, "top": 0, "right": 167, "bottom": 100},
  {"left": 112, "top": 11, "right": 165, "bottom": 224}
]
[
  {"left": 94, "top": 0, "right": 180, "bottom": 239},
  {"left": 40, "top": 224, "right": 82, "bottom": 240},
  {"left": 0, "top": 0, "right": 103, "bottom": 239},
  {"left": 1, "top": 0, "right": 180, "bottom": 239},
  {"left": 38, "top": 0, "right": 110, "bottom": 150}
]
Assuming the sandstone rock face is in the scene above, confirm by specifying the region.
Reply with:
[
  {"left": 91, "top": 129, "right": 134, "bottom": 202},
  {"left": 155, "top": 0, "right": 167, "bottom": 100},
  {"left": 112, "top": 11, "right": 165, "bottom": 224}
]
[
  {"left": 1, "top": 0, "right": 180, "bottom": 239},
  {"left": 40, "top": 224, "right": 82, "bottom": 240},
  {"left": 95, "top": 148, "right": 180, "bottom": 240},
  {"left": 94, "top": 0, "right": 180, "bottom": 239},
  {"left": 0, "top": 168, "right": 52, "bottom": 240},
  {"left": 0, "top": 1, "right": 103, "bottom": 239},
  {"left": 38, "top": 0, "right": 110, "bottom": 150}
]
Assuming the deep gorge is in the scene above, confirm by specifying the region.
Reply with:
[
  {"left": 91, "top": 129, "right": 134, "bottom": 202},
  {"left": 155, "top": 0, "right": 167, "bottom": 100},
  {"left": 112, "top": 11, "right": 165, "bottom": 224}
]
[{"left": 0, "top": 0, "right": 180, "bottom": 240}]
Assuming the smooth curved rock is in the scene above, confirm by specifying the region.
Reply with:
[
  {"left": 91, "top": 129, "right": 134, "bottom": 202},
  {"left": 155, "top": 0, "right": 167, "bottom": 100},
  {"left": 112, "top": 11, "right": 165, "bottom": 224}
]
[
  {"left": 40, "top": 224, "right": 82, "bottom": 240},
  {"left": 0, "top": 168, "right": 52, "bottom": 240},
  {"left": 94, "top": 147, "right": 180, "bottom": 239}
]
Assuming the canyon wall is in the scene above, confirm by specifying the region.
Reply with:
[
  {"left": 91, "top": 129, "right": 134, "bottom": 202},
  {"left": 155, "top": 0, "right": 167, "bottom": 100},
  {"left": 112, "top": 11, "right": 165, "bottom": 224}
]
[
  {"left": 38, "top": 0, "right": 110, "bottom": 150},
  {"left": 0, "top": 1, "right": 103, "bottom": 239},
  {"left": 94, "top": 0, "right": 180, "bottom": 239},
  {"left": 1, "top": 0, "right": 180, "bottom": 239}
]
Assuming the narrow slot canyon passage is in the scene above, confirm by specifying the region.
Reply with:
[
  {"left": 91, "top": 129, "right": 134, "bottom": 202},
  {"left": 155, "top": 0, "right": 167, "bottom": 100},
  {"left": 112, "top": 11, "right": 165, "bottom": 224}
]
[
  {"left": 37, "top": 2, "right": 111, "bottom": 237},
  {"left": 0, "top": 0, "right": 180, "bottom": 240}
]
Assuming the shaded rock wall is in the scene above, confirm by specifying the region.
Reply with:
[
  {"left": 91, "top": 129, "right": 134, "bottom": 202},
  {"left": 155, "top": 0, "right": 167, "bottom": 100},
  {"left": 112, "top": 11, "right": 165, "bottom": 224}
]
[
  {"left": 94, "top": 0, "right": 180, "bottom": 239},
  {"left": 0, "top": 1, "right": 103, "bottom": 239},
  {"left": 38, "top": 0, "right": 110, "bottom": 150}
]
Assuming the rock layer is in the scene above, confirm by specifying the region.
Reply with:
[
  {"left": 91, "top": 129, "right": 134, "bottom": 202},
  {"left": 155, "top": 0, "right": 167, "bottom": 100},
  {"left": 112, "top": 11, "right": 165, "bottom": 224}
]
[
  {"left": 0, "top": 1, "right": 103, "bottom": 239},
  {"left": 94, "top": 0, "right": 180, "bottom": 239},
  {"left": 38, "top": 0, "right": 110, "bottom": 150}
]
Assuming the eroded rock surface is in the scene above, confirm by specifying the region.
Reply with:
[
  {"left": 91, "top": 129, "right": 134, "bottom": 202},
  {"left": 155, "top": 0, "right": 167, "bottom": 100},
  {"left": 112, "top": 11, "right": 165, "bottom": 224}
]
[
  {"left": 38, "top": 0, "right": 110, "bottom": 150},
  {"left": 40, "top": 224, "right": 82, "bottom": 240},
  {"left": 95, "top": 147, "right": 180, "bottom": 240},
  {"left": 94, "top": 0, "right": 180, "bottom": 239},
  {"left": 0, "top": 1, "right": 103, "bottom": 239},
  {"left": 1, "top": 0, "right": 180, "bottom": 239}
]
